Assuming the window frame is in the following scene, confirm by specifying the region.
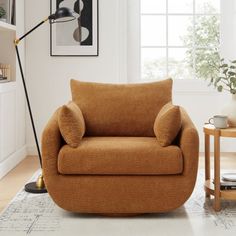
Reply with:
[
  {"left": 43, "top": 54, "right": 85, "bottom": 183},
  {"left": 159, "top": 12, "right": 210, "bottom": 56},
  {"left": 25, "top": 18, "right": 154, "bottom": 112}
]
[{"left": 140, "top": 0, "right": 221, "bottom": 81}]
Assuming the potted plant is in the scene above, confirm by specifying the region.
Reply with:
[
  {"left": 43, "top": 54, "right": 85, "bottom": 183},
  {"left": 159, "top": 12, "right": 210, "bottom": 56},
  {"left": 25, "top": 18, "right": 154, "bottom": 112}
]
[
  {"left": 209, "top": 58, "right": 236, "bottom": 126},
  {"left": 0, "top": 6, "right": 6, "bottom": 22}
]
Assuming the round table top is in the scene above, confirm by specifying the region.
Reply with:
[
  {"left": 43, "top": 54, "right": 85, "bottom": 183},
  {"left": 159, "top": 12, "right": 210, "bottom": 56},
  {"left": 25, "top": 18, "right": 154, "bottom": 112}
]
[{"left": 204, "top": 124, "right": 236, "bottom": 137}]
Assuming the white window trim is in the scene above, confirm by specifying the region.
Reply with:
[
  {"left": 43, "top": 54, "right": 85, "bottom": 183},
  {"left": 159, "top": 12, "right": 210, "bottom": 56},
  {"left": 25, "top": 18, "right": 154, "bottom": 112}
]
[
  {"left": 126, "top": 0, "right": 225, "bottom": 93},
  {"left": 140, "top": 0, "right": 220, "bottom": 81}
]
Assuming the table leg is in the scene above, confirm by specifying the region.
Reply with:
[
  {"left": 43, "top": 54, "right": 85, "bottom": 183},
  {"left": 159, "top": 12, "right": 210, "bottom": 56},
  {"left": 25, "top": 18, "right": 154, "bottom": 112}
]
[
  {"left": 205, "top": 133, "right": 210, "bottom": 198},
  {"left": 214, "top": 129, "right": 221, "bottom": 211}
]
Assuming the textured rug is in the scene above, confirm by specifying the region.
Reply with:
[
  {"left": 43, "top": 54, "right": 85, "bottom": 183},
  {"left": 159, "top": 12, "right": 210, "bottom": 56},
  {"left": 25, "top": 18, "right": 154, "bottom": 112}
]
[{"left": 0, "top": 171, "right": 236, "bottom": 236}]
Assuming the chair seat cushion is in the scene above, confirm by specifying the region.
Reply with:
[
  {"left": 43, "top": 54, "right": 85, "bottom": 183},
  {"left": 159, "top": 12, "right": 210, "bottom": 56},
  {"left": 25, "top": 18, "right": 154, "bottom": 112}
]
[{"left": 58, "top": 137, "right": 183, "bottom": 175}]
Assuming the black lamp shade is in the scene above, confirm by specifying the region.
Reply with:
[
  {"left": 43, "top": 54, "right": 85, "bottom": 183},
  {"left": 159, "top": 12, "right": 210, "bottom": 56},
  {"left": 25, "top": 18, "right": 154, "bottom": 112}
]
[{"left": 49, "top": 7, "right": 76, "bottom": 23}]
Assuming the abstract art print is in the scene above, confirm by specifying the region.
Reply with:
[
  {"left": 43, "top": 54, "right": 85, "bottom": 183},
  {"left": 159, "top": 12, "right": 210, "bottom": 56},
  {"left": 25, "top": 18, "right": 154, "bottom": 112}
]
[{"left": 50, "top": 0, "right": 98, "bottom": 56}]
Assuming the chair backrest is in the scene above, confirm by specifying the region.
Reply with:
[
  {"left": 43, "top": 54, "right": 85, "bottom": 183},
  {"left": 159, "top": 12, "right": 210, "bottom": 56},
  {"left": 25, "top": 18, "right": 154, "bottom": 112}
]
[{"left": 71, "top": 79, "right": 172, "bottom": 137}]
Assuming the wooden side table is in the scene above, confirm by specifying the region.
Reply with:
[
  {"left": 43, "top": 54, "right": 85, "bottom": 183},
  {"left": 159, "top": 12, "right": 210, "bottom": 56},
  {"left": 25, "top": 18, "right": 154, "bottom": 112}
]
[{"left": 204, "top": 124, "right": 236, "bottom": 211}]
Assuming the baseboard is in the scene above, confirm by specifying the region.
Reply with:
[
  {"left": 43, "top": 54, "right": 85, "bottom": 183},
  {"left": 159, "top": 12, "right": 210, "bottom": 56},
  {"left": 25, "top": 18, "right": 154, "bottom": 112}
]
[
  {"left": 0, "top": 146, "right": 27, "bottom": 179},
  {"left": 26, "top": 145, "right": 37, "bottom": 156}
]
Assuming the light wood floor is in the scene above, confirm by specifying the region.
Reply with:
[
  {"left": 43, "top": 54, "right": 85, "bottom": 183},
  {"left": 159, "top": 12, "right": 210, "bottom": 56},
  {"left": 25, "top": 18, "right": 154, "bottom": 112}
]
[
  {"left": 0, "top": 156, "right": 39, "bottom": 212},
  {"left": 0, "top": 153, "right": 236, "bottom": 213}
]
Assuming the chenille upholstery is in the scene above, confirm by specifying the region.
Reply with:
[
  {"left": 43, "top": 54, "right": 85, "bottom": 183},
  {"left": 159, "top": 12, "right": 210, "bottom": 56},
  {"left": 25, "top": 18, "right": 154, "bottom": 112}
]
[
  {"left": 70, "top": 79, "right": 172, "bottom": 136},
  {"left": 58, "top": 137, "right": 183, "bottom": 175},
  {"left": 42, "top": 79, "right": 199, "bottom": 214},
  {"left": 154, "top": 103, "right": 182, "bottom": 147},
  {"left": 58, "top": 101, "right": 85, "bottom": 148}
]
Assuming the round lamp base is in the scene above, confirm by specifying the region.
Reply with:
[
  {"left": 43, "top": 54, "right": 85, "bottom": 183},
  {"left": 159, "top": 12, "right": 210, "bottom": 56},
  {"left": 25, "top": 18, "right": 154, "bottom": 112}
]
[{"left": 25, "top": 182, "right": 47, "bottom": 194}]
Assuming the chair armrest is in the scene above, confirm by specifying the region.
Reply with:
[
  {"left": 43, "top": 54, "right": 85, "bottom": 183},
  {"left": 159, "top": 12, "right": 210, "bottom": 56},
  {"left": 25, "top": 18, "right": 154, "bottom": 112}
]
[
  {"left": 177, "top": 107, "right": 199, "bottom": 176},
  {"left": 42, "top": 108, "right": 63, "bottom": 176}
]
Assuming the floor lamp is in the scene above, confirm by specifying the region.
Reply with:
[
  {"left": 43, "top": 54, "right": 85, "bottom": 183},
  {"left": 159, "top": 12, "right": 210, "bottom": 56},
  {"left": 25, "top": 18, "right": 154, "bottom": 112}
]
[{"left": 15, "top": 7, "right": 77, "bottom": 194}]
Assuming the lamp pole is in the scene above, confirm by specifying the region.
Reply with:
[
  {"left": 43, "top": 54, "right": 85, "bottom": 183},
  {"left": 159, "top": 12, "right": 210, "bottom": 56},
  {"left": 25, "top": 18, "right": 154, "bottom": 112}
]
[
  {"left": 14, "top": 18, "right": 49, "bottom": 194},
  {"left": 14, "top": 7, "right": 76, "bottom": 194}
]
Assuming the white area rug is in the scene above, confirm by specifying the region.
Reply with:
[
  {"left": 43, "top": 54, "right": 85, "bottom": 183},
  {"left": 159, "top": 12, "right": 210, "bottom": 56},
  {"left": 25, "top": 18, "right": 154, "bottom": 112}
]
[{"left": 0, "top": 171, "right": 236, "bottom": 236}]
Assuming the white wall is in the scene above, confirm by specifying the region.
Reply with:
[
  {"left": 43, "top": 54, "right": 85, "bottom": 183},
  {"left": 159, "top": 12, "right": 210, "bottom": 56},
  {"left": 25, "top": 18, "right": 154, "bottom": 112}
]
[
  {"left": 16, "top": 0, "right": 26, "bottom": 151},
  {"left": 25, "top": 0, "right": 236, "bottom": 153}
]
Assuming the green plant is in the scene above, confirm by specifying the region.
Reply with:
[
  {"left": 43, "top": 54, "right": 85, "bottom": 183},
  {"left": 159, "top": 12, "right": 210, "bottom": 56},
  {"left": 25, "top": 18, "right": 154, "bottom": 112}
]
[
  {"left": 183, "top": 4, "right": 220, "bottom": 80},
  {"left": 142, "top": 3, "right": 220, "bottom": 81},
  {"left": 209, "top": 59, "right": 236, "bottom": 94},
  {"left": 0, "top": 6, "right": 6, "bottom": 18}
]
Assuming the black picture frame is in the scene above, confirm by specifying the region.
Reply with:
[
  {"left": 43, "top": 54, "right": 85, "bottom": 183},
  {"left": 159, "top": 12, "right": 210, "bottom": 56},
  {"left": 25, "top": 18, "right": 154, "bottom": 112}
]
[{"left": 50, "top": 0, "right": 99, "bottom": 57}]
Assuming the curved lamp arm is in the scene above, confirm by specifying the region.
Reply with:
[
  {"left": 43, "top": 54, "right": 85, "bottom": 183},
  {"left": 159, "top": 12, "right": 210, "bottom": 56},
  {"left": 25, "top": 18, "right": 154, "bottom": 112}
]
[
  {"left": 15, "top": 17, "right": 49, "bottom": 45},
  {"left": 14, "top": 7, "right": 76, "bottom": 45}
]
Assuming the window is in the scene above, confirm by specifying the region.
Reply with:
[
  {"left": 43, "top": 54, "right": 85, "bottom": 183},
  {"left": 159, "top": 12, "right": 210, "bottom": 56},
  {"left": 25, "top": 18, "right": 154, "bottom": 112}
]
[{"left": 140, "top": 0, "right": 220, "bottom": 81}]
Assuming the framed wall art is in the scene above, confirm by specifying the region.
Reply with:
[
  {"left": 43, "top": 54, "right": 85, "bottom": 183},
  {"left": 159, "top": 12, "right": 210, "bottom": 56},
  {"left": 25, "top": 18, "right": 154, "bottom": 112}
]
[{"left": 50, "top": 0, "right": 98, "bottom": 56}]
